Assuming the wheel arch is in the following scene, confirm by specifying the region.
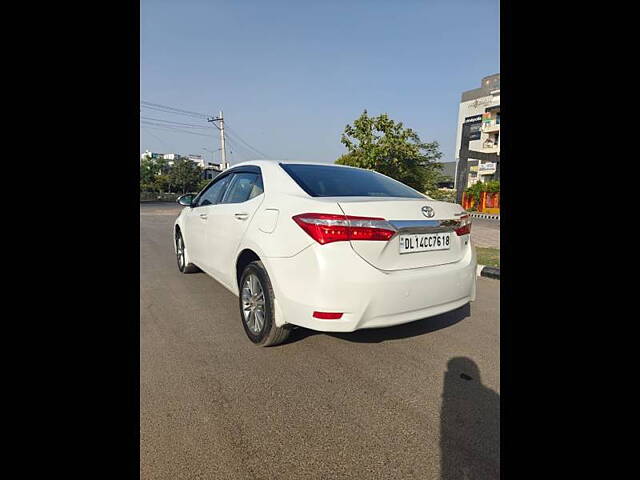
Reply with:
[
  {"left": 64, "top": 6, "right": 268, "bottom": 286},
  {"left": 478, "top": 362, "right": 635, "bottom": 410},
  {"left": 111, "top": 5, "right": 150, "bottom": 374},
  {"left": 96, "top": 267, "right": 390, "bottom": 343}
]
[
  {"left": 234, "top": 246, "right": 287, "bottom": 328},
  {"left": 173, "top": 217, "right": 186, "bottom": 252},
  {"left": 236, "top": 248, "right": 262, "bottom": 289}
]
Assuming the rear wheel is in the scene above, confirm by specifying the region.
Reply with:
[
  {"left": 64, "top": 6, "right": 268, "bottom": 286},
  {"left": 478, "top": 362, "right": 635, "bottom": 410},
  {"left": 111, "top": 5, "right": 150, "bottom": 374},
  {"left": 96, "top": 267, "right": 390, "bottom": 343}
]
[
  {"left": 239, "top": 261, "right": 290, "bottom": 347},
  {"left": 176, "top": 231, "right": 199, "bottom": 273}
]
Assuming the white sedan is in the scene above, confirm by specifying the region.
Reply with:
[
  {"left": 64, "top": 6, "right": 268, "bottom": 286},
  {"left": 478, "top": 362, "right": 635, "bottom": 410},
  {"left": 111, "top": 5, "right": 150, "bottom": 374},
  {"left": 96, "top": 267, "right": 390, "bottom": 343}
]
[{"left": 174, "top": 161, "right": 476, "bottom": 346}]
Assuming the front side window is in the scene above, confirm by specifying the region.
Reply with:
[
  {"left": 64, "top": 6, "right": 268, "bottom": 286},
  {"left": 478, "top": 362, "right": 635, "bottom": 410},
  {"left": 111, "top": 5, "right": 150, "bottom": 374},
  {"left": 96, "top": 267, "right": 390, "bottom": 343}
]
[
  {"left": 221, "top": 173, "right": 263, "bottom": 204},
  {"left": 195, "top": 174, "right": 231, "bottom": 207},
  {"left": 280, "top": 164, "right": 424, "bottom": 198}
]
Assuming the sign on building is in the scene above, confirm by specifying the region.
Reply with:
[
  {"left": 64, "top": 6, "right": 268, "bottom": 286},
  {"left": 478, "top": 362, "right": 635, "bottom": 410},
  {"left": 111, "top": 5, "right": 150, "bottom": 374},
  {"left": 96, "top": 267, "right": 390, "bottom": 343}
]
[
  {"left": 464, "top": 114, "right": 483, "bottom": 140},
  {"left": 479, "top": 162, "right": 497, "bottom": 174}
]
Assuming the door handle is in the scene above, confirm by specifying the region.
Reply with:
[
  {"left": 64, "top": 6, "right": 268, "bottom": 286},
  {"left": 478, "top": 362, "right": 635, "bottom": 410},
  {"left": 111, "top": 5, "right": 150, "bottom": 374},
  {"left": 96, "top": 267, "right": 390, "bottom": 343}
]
[
  {"left": 199, "top": 213, "right": 208, "bottom": 220},
  {"left": 234, "top": 212, "right": 249, "bottom": 220}
]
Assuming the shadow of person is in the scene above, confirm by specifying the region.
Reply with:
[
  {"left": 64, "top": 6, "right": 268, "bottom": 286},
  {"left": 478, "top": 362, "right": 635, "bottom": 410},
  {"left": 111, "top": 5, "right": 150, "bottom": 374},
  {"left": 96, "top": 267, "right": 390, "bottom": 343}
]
[
  {"left": 440, "top": 357, "right": 500, "bottom": 480},
  {"left": 285, "top": 302, "right": 471, "bottom": 345}
]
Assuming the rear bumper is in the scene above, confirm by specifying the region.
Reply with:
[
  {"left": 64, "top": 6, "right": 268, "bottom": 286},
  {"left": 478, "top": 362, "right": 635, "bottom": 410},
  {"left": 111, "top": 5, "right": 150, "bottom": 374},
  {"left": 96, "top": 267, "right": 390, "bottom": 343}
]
[{"left": 265, "top": 241, "right": 476, "bottom": 332}]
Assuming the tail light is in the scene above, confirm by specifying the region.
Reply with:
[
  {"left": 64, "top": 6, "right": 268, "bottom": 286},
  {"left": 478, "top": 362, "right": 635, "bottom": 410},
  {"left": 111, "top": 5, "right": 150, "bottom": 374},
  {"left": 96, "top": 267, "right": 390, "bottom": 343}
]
[
  {"left": 292, "top": 213, "right": 396, "bottom": 245},
  {"left": 455, "top": 214, "right": 472, "bottom": 236}
]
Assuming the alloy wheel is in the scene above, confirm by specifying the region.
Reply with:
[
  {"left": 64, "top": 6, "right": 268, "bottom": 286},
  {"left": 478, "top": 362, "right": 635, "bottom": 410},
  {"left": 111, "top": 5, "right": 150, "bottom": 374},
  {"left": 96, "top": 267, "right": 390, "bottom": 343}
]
[
  {"left": 177, "top": 235, "right": 185, "bottom": 269},
  {"left": 241, "top": 273, "right": 266, "bottom": 334}
]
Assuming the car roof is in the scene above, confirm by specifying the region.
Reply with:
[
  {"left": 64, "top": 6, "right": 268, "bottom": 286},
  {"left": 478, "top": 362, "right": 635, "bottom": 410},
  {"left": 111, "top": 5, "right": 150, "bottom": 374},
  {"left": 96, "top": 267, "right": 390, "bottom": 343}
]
[{"left": 228, "top": 160, "right": 358, "bottom": 169}]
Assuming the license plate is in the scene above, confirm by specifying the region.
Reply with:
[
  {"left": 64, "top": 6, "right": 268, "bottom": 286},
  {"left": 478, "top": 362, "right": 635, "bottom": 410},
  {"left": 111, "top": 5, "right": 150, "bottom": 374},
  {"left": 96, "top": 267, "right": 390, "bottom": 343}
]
[{"left": 399, "top": 232, "right": 451, "bottom": 254}]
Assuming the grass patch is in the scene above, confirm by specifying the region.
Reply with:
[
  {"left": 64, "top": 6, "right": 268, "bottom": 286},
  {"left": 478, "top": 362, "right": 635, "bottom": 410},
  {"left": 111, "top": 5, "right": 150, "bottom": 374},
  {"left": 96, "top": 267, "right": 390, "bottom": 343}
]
[{"left": 476, "top": 247, "right": 500, "bottom": 268}]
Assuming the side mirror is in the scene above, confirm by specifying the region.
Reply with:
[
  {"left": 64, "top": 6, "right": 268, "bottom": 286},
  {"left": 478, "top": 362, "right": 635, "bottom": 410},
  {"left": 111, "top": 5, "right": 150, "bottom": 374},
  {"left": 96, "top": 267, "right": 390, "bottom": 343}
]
[{"left": 177, "top": 194, "right": 195, "bottom": 207}]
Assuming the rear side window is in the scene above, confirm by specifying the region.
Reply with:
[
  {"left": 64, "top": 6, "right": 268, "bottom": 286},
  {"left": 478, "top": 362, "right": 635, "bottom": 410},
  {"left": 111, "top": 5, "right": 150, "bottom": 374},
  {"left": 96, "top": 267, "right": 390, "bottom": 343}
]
[
  {"left": 221, "top": 173, "right": 263, "bottom": 204},
  {"left": 280, "top": 164, "right": 424, "bottom": 198},
  {"left": 248, "top": 175, "right": 264, "bottom": 199},
  {"left": 195, "top": 174, "right": 231, "bottom": 206}
]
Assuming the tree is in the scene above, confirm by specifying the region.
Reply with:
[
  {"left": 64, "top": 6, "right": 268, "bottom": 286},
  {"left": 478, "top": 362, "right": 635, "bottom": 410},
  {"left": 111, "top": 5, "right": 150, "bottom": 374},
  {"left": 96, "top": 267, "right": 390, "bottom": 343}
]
[
  {"left": 195, "top": 178, "right": 212, "bottom": 193},
  {"left": 154, "top": 174, "right": 172, "bottom": 193},
  {"left": 140, "top": 156, "right": 173, "bottom": 192},
  {"left": 336, "top": 110, "right": 444, "bottom": 193},
  {"left": 169, "top": 158, "right": 203, "bottom": 193},
  {"left": 140, "top": 157, "right": 161, "bottom": 186}
]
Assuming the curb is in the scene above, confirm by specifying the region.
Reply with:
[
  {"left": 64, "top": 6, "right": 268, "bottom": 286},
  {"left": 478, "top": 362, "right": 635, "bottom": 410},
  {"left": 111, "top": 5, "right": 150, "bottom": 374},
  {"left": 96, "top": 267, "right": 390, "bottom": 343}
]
[
  {"left": 469, "top": 212, "right": 500, "bottom": 221},
  {"left": 476, "top": 264, "right": 500, "bottom": 279}
]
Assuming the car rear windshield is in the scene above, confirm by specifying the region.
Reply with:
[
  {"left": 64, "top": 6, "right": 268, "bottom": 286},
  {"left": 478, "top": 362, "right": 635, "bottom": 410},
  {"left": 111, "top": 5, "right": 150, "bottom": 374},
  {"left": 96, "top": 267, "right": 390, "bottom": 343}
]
[{"left": 280, "top": 163, "right": 425, "bottom": 198}]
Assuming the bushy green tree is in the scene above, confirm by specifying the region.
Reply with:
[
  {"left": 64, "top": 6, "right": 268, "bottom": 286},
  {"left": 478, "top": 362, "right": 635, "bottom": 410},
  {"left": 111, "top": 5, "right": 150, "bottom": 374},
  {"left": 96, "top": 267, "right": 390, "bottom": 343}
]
[
  {"left": 195, "top": 178, "right": 212, "bottom": 193},
  {"left": 140, "top": 157, "right": 161, "bottom": 186},
  {"left": 169, "top": 158, "right": 203, "bottom": 193},
  {"left": 140, "top": 157, "right": 173, "bottom": 192},
  {"left": 154, "top": 174, "right": 172, "bottom": 193},
  {"left": 429, "top": 189, "right": 457, "bottom": 203},
  {"left": 336, "top": 110, "right": 444, "bottom": 193}
]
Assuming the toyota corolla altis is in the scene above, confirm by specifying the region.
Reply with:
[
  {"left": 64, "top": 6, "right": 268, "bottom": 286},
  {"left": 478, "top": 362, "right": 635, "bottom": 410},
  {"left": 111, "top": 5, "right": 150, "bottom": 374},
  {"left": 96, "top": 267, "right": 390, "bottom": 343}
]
[{"left": 174, "top": 161, "right": 476, "bottom": 346}]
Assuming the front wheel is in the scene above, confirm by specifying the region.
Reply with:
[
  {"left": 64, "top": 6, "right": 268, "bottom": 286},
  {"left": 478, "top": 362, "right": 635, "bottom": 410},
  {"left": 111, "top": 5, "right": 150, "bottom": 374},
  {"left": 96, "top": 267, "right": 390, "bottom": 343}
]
[
  {"left": 239, "top": 261, "right": 290, "bottom": 347},
  {"left": 176, "top": 231, "right": 199, "bottom": 273}
]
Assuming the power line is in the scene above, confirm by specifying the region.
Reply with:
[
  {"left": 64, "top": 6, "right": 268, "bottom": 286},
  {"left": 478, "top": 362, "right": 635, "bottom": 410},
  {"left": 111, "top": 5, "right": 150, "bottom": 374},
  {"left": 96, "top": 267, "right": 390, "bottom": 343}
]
[
  {"left": 140, "top": 100, "right": 273, "bottom": 161},
  {"left": 141, "top": 127, "right": 175, "bottom": 150},
  {"left": 141, "top": 123, "right": 264, "bottom": 163},
  {"left": 229, "top": 139, "right": 270, "bottom": 162},
  {"left": 140, "top": 105, "right": 208, "bottom": 121},
  {"left": 224, "top": 124, "right": 270, "bottom": 158},
  {"left": 140, "top": 101, "right": 211, "bottom": 119},
  {"left": 140, "top": 116, "right": 213, "bottom": 129},
  {"left": 141, "top": 127, "right": 175, "bottom": 151},
  {"left": 140, "top": 124, "right": 211, "bottom": 137},
  {"left": 140, "top": 121, "right": 213, "bottom": 138},
  {"left": 224, "top": 137, "right": 252, "bottom": 161},
  {"left": 225, "top": 136, "right": 263, "bottom": 160}
]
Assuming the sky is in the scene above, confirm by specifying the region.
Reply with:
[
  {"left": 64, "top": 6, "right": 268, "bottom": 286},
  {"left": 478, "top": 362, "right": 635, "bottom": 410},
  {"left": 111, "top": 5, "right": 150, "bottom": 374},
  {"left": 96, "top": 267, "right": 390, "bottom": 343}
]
[{"left": 140, "top": 0, "right": 499, "bottom": 166}]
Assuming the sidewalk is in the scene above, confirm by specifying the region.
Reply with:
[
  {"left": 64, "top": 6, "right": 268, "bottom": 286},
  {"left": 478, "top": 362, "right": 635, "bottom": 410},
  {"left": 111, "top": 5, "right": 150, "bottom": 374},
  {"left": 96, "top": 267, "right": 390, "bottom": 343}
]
[{"left": 472, "top": 218, "right": 500, "bottom": 249}]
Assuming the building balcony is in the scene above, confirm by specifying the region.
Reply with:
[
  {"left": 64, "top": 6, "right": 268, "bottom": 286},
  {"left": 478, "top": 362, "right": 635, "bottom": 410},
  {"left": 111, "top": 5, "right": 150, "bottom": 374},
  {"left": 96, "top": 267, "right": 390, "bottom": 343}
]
[
  {"left": 481, "top": 143, "right": 500, "bottom": 154},
  {"left": 482, "top": 120, "right": 500, "bottom": 133}
]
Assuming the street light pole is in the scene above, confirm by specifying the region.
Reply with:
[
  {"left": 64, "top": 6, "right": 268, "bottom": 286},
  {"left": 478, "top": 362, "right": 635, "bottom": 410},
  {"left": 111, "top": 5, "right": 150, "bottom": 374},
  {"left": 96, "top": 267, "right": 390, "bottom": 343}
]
[
  {"left": 202, "top": 148, "right": 214, "bottom": 164},
  {"left": 203, "top": 147, "right": 223, "bottom": 165}
]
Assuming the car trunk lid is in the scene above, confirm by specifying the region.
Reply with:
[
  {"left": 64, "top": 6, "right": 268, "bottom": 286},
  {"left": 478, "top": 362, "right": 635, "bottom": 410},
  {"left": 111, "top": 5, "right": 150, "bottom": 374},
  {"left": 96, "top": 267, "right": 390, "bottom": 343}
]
[{"left": 334, "top": 197, "right": 469, "bottom": 271}]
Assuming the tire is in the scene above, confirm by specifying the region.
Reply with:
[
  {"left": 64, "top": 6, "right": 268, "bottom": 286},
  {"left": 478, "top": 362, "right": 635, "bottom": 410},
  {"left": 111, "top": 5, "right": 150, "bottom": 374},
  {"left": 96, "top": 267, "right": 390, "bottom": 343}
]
[
  {"left": 176, "top": 231, "right": 199, "bottom": 274},
  {"left": 239, "top": 260, "right": 290, "bottom": 347}
]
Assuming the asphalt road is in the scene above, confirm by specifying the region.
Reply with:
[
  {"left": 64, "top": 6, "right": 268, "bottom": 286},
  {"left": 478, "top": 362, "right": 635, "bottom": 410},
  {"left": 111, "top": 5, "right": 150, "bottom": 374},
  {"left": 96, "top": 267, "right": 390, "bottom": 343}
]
[{"left": 140, "top": 202, "right": 500, "bottom": 480}]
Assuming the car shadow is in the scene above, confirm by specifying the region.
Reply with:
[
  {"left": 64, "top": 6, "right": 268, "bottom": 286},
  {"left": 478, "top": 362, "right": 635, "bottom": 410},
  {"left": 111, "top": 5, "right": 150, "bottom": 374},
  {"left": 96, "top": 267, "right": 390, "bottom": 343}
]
[
  {"left": 439, "top": 357, "right": 500, "bottom": 479},
  {"left": 284, "top": 302, "right": 471, "bottom": 344}
]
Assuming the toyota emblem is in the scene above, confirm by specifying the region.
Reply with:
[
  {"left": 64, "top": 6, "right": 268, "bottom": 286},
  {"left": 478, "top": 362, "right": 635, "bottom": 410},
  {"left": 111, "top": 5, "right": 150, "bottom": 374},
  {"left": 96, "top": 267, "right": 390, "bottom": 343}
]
[{"left": 422, "top": 206, "right": 435, "bottom": 218}]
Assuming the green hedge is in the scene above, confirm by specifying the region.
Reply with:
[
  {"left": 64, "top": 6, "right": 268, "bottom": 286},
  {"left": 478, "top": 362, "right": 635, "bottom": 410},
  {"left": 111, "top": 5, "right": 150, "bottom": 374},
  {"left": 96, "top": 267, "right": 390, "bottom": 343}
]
[
  {"left": 464, "top": 180, "right": 500, "bottom": 204},
  {"left": 140, "top": 192, "right": 181, "bottom": 202}
]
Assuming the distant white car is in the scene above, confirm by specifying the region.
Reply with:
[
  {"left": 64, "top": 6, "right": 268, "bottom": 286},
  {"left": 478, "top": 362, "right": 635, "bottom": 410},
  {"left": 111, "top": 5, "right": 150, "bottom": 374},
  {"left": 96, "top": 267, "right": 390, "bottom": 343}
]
[{"left": 174, "top": 161, "right": 476, "bottom": 346}]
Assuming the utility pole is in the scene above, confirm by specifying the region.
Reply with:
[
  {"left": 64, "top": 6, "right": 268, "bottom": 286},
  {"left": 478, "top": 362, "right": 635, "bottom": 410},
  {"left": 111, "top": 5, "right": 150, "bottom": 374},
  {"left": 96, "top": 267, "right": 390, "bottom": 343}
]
[
  {"left": 207, "top": 110, "right": 229, "bottom": 170},
  {"left": 218, "top": 110, "right": 227, "bottom": 170}
]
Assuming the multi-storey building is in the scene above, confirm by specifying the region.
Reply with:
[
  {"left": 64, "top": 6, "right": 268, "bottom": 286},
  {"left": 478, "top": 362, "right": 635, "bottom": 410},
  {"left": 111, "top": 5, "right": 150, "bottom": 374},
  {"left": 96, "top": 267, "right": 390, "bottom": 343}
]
[
  {"left": 454, "top": 74, "right": 500, "bottom": 188},
  {"left": 140, "top": 150, "right": 164, "bottom": 161}
]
